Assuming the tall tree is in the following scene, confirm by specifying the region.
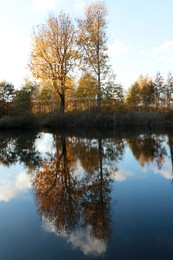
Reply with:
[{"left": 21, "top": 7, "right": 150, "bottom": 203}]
[
  {"left": 165, "top": 73, "right": 173, "bottom": 109},
  {"left": 153, "top": 72, "right": 165, "bottom": 109},
  {"left": 29, "top": 12, "right": 77, "bottom": 112},
  {"left": 78, "top": 1, "right": 109, "bottom": 110}
]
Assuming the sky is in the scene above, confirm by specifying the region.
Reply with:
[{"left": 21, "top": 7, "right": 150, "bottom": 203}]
[{"left": 0, "top": 0, "right": 173, "bottom": 89}]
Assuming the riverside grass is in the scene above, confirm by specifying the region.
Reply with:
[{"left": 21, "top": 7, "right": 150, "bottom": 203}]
[{"left": 0, "top": 110, "right": 172, "bottom": 129}]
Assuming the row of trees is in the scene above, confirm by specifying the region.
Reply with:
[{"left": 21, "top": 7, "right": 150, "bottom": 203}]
[
  {"left": 126, "top": 72, "right": 173, "bottom": 111},
  {"left": 1, "top": 71, "right": 173, "bottom": 117}
]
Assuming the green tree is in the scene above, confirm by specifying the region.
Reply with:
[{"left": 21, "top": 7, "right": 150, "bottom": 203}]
[
  {"left": 102, "top": 73, "right": 124, "bottom": 109},
  {"left": 13, "top": 80, "right": 36, "bottom": 116},
  {"left": 78, "top": 1, "right": 109, "bottom": 111},
  {"left": 29, "top": 12, "right": 77, "bottom": 113}
]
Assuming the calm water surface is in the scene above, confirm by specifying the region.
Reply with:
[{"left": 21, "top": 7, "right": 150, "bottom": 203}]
[{"left": 0, "top": 129, "right": 173, "bottom": 259}]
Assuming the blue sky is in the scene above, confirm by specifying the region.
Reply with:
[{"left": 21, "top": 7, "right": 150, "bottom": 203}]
[{"left": 0, "top": 0, "right": 173, "bottom": 89}]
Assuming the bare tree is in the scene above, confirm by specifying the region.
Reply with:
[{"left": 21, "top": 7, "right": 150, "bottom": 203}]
[
  {"left": 29, "top": 12, "right": 77, "bottom": 112},
  {"left": 78, "top": 1, "right": 109, "bottom": 111}
]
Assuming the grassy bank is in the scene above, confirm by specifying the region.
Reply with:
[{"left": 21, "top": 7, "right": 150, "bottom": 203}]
[{"left": 0, "top": 110, "right": 172, "bottom": 129}]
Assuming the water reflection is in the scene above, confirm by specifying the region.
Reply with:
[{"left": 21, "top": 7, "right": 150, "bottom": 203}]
[
  {"left": 32, "top": 134, "right": 124, "bottom": 255},
  {"left": 0, "top": 170, "right": 31, "bottom": 202},
  {"left": 0, "top": 129, "right": 173, "bottom": 258},
  {"left": 126, "top": 134, "right": 167, "bottom": 168},
  {"left": 0, "top": 130, "right": 41, "bottom": 169}
]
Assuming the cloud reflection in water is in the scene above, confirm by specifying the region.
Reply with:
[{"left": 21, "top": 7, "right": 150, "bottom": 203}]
[
  {"left": 42, "top": 217, "right": 107, "bottom": 256},
  {"left": 0, "top": 171, "right": 31, "bottom": 202}
]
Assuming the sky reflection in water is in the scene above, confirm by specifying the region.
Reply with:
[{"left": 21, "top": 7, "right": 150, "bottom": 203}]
[{"left": 0, "top": 130, "right": 173, "bottom": 259}]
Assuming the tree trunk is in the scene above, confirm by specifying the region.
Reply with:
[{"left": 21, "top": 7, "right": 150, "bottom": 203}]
[
  {"left": 97, "top": 73, "right": 102, "bottom": 111},
  {"left": 59, "top": 94, "right": 65, "bottom": 113}
]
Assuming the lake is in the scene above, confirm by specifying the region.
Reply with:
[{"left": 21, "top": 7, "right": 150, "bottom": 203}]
[{"left": 0, "top": 128, "right": 173, "bottom": 260}]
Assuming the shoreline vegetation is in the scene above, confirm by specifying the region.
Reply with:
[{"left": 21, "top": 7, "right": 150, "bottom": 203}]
[{"left": 0, "top": 110, "right": 173, "bottom": 130}]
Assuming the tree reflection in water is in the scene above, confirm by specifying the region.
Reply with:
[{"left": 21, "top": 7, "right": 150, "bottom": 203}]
[
  {"left": 126, "top": 133, "right": 167, "bottom": 169},
  {"left": 33, "top": 135, "right": 81, "bottom": 234},
  {"left": 0, "top": 130, "right": 41, "bottom": 169},
  {"left": 32, "top": 134, "right": 124, "bottom": 244}
]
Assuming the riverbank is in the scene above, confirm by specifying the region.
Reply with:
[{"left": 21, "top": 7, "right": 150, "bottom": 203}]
[{"left": 0, "top": 110, "right": 172, "bottom": 129}]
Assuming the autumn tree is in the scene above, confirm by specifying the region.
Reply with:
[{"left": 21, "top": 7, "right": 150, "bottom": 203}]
[
  {"left": 138, "top": 75, "right": 155, "bottom": 111},
  {"left": 76, "top": 73, "right": 98, "bottom": 110},
  {"left": 125, "top": 82, "right": 141, "bottom": 110},
  {"left": 126, "top": 75, "right": 155, "bottom": 111},
  {"left": 29, "top": 12, "right": 77, "bottom": 113},
  {"left": 78, "top": 1, "right": 110, "bottom": 110}
]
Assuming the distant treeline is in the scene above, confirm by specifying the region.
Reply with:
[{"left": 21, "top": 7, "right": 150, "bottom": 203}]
[{"left": 0, "top": 71, "right": 173, "bottom": 120}]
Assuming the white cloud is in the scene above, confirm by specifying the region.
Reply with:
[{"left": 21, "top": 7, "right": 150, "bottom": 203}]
[
  {"left": 151, "top": 41, "right": 173, "bottom": 63},
  {"left": 0, "top": 171, "right": 32, "bottom": 202},
  {"left": 35, "top": 133, "right": 54, "bottom": 153},
  {"left": 153, "top": 161, "right": 173, "bottom": 180},
  {"left": 108, "top": 40, "right": 132, "bottom": 56},
  {"left": 68, "top": 227, "right": 107, "bottom": 256},
  {"left": 139, "top": 49, "right": 146, "bottom": 55},
  {"left": 111, "top": 168, "right": 135, "bottom": 182},
  {"left": 32, "top": 0, "right": 58, "bottom": 12},
  {"left": 43, "top": 218, "right": 107, "bottom": 256},
  {"left": 152, "top": 41, "right": 173, "bottom": 55}
]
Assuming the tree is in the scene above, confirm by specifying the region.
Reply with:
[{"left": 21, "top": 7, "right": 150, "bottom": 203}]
[
  {"left": 125, "top": 82, "right": 141, "bottom": 110},
  {"left": 126, "top": 75, "right": 155, "bottom": 111},
  {"left": 76, "top": 73, "right": 98, "bottom": 110},
  {"left": 35, "top": 82, "right": 60, "bottom": 113},
  {"left": 138, "top": 75, "right": 155, "bottom": 111},
  {"left": 165, "top": 73, "right": 173, "bottom": 109},
  {"left": 102, "top": 73, "right": 124, "bottom": 109},
  {"left": 0, "top": 81, "right": 15, "bottom": 117},
  {"left": 13, "top": 79, "right": 36, "bottom": 115},
  {"left": 29, "top": 12, "right": 77, "bottom": 113},
  {"left": 153, "top": 72, "right": 165, "bottom": 109},
  {"left": 78, "top": 1, "right": 109, "bottom": 110}
]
